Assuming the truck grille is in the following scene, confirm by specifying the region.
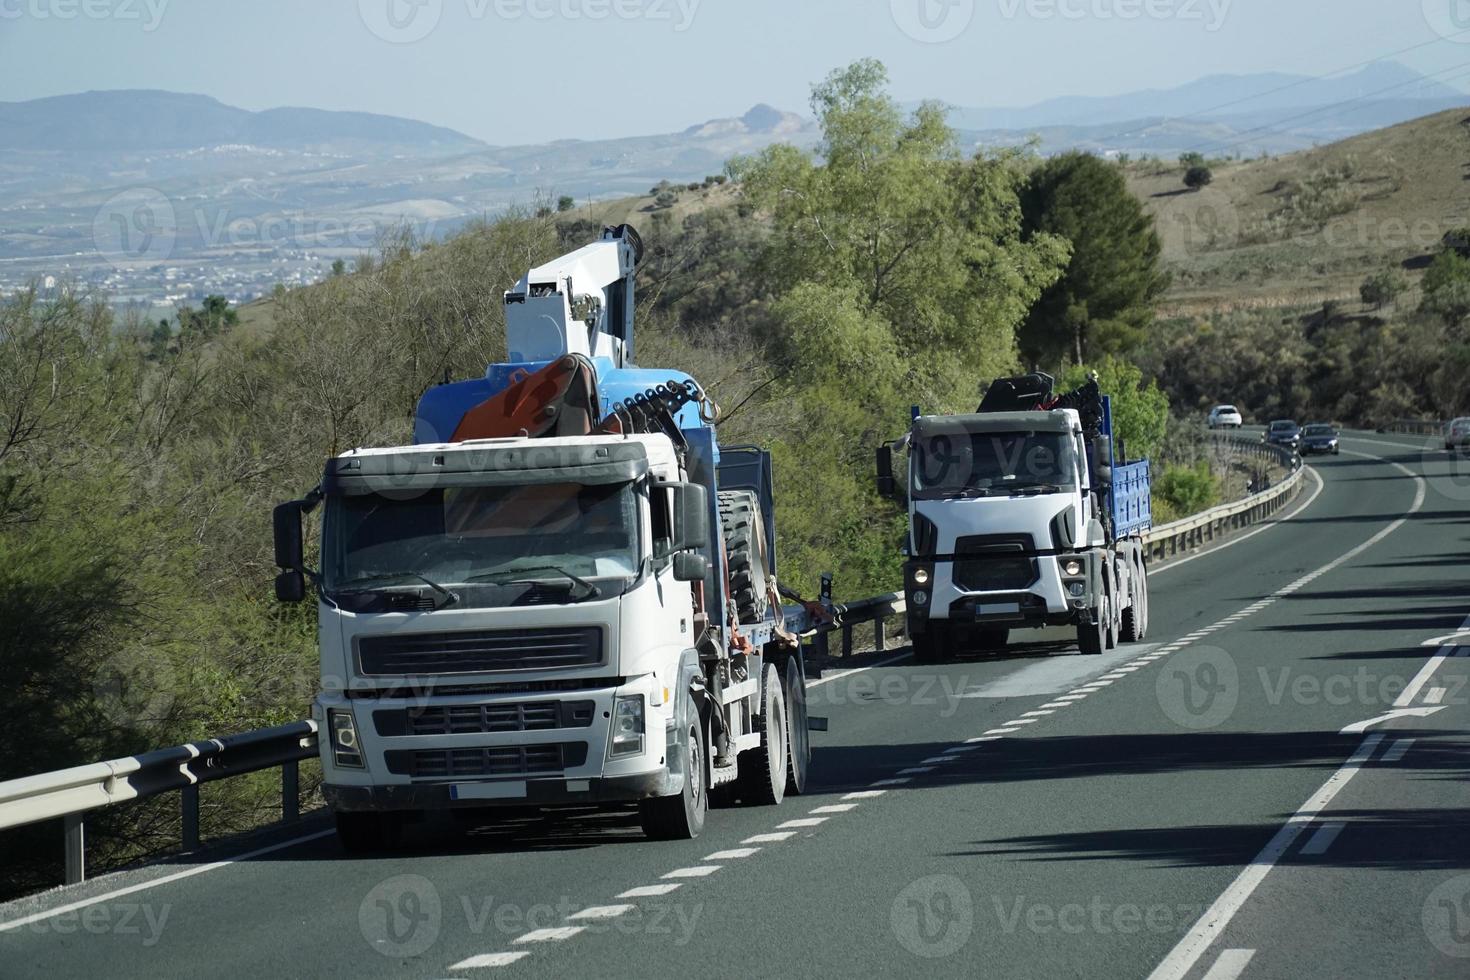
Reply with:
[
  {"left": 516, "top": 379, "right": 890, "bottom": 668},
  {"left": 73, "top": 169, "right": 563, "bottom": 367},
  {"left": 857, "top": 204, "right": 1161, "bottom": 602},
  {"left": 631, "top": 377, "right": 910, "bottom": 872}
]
[
  {"left": 385, "top": 743, "right": 588, "bottom": 779},
  {"left": 357, "top": 627, "right": 602, "bottom": 675},
  {"left": 953, "top": 535, "right": 1038, "bottom": 592},
  {"left": 373, "top": 700, "right": 596, "bottom": 736}
]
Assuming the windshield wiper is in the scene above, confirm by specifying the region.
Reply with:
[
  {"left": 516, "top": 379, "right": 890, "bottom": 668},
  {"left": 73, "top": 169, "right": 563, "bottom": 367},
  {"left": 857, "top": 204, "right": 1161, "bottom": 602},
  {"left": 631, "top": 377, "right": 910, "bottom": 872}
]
[
  {"left": 931, "top": 487, "right": 998, "bottom": 500},
  {"left": 1004, "top": 482, "right": 1066, "bottom": 496},
  {"left": 468, "top": 565, "right": 602, "bottom": 603},
  {"left": 334, "top": 571, "right": 460, "bottom": 608}
]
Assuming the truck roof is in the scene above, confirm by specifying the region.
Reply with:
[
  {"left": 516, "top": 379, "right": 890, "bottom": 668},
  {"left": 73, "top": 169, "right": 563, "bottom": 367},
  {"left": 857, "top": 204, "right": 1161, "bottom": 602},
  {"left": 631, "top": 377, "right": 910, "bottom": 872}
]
[{"left": 914, "top": 410, "right": 1078, "bottom": 437}]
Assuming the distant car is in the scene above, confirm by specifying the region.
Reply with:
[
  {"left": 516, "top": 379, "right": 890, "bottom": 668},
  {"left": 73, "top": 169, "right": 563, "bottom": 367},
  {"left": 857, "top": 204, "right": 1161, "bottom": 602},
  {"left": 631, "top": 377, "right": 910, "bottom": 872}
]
[
  {"left": 1299, "top": 423, "right": 1340, "bottom": 456},
  {"left": 1448, "top": 418, "right": 1470, "bottom": 454},
  {"left": 1264, "top": 419, "right": 1301, "bottom": 449},
  {"left": 1208, "top": 405, "right": 1243, "bottom": 429}
]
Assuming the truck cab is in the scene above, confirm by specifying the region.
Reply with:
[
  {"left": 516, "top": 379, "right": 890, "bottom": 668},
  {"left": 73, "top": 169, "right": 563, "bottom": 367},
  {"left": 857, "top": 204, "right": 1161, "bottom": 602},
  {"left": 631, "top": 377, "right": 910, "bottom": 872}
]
[{"left": 878, "top": 375, "right": 1152, "bottom": 661}]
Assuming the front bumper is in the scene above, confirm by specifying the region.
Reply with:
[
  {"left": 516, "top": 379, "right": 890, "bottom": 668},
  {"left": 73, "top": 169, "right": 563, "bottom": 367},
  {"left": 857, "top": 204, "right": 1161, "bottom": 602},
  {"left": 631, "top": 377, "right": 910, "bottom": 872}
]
[
  {"left": 324, "top": 771, "right": 670, "bottom": 811},
  {"left": 906, "top": 553, "right": 1088, "bottom": 632}
]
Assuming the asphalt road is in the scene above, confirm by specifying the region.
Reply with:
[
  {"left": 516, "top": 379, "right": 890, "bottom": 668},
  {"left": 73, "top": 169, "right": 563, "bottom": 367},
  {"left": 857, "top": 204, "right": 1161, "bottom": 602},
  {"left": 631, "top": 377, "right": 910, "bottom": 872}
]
[{"left": 3, "top": 430, "right": 1467, "bottom": 980}]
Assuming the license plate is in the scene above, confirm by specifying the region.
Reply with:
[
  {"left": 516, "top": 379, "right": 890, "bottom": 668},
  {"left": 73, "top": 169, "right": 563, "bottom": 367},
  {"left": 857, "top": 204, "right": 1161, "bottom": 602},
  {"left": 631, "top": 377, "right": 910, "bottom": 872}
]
[
  {"left": 976, "top": 603, "right": 1021, "bottom": 619},
  {"left": 450, "top": 781, "right": 527, "bottom": 801}
]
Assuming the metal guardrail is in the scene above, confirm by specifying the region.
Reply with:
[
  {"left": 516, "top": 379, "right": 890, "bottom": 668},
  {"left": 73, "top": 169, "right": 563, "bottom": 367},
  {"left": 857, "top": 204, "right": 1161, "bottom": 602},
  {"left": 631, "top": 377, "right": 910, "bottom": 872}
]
[
  {"left": 0, "top": 722, "right": 317, "bottom": 886},
  {"left": 1381, "top": 418, "right": 1446, "bottom": 436}
]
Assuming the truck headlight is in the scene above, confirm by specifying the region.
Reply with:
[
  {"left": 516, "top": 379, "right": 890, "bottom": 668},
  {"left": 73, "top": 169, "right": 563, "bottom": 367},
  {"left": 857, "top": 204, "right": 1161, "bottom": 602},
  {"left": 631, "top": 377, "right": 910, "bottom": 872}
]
[
  {"left": 328, "top": 708, "right": 364, "bottom": 769},
  {"left": 610, "top": 695, "right": 645, "bottom": 757},
  {"left": 1069, "top": 582, "right": 1086, "bottom": 597},
  {"left": 1063, "top": 559, "right": 1084, "bottom": 577},
  {"left": 912, "top": 567, "right": 931, "bottom": 586},
  {"left": 911, "top": 590, "right": 930, "bottom": 607}
]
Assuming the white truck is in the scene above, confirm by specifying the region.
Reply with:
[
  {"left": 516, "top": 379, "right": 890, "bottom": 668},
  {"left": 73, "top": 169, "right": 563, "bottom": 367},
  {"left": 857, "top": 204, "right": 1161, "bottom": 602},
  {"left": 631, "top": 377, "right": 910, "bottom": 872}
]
[
  {"left": 876, "top": 373, "right": 1153, "bottom": 660},
  {"left": 272, "top": 226, "right": 815, "bottom": 849}
]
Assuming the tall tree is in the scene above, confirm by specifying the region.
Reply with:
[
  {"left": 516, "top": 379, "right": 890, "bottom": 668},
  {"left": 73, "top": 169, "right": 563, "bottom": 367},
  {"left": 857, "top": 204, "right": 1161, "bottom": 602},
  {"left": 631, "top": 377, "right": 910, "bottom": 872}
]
[{"left": 1019, "top": 152, "right": 1169, "bottom": 368}]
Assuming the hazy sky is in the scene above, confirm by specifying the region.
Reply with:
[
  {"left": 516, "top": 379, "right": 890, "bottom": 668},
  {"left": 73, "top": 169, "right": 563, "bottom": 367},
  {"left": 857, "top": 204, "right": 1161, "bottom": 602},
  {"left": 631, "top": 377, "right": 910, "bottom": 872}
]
[{"left": 2, "top": 0, "right": 1469, "bottom": 145}]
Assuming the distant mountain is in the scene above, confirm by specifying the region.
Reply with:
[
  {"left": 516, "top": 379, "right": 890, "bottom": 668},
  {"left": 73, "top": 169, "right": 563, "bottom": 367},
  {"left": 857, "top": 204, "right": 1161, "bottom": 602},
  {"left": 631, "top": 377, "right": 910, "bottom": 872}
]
[
  {"left": 0, "top": 90, "right": 486, "bottom": 154},
  {"left": 943, "top": 62, "right": 1464, "bottom": 131},
  {"left": 682, "top": 104, "right": 809, "bottom": 139}
]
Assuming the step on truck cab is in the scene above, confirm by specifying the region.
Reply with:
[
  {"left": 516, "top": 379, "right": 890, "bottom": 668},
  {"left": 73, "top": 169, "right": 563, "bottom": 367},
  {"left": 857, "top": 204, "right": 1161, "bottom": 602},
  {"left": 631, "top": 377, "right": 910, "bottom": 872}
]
[
  {"left": 876, "top": 372, "right": 1152, "bottom": 661},
  {"left": 271, "top": 226, "right": 814, "bottom": 850}
]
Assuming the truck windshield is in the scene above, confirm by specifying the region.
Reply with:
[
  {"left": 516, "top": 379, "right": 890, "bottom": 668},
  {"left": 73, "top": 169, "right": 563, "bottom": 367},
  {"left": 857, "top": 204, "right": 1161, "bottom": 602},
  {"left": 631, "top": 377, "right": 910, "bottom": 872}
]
[
  {"left": 322, "top": 482, "right": 639, "bottom": 609},
  {"left": 912, "top": 430, "right": 1078, "bottom": 499}
]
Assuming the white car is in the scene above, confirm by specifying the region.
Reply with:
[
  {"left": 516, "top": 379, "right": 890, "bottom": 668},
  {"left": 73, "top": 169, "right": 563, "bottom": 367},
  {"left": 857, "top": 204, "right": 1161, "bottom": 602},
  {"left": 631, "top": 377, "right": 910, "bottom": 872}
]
[
  {"left": 1208, "top": 405, "right": 1243, "bottom": 429},
  {"left": 1448, "top": 418, "right": 1470, "bottom": 453}
]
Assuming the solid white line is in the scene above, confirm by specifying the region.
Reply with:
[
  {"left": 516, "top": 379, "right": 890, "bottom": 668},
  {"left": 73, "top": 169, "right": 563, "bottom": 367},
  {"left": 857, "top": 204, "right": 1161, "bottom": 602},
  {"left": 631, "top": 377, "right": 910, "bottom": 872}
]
[
  {"left": 1150, "top": 466, "right": 1326, "bottom": 576},
  {"left": 1393, "top": 622, "right": 1469, "bottom": 708},
  {"left": 807, "top": 653, "right": 910, "bottom": 689},
  {"left": 617, "top": 884, "right": 681, "bottom": 897},
  {"left": 703, "top": 848, "right": 759, "bottom": 860},
  {"left": 568, "top": 905, "right": 635, "bottom": 920},
  {"left": 1300, "top": 822, "right": 1346, "bottom": 856},
  {"left": 1423, "top": 687, "right": 1446, "bottom": 705},
  {"left": 777, "top": 817, "right": 828, "bottom": 829},
  {"left": 1200, "top": 948, "right": 1257, "bottom": 980},
  {"left": 810, "top": 804, "right": 858, "bottom": 814},
  {"left": 515, "top": 927, "right": 584, "bottom": 943},
  {"left": 449, "top": 951, "right": 531, "bottom": 969},
  {"left": 662, "top": 866, "right": 720, "bottom": 879},
  {"left": 1146, "top": 735, "right": 1383, "bottom": 980},
  {"left": 1381, "top": 738, "right": 1416, "bottom": 763},
  {"left": 742, "top": 832, "right": 796, "bottom": 843},
  {"left": 0, "top": 828, "right": 336, "bottom": 933}
]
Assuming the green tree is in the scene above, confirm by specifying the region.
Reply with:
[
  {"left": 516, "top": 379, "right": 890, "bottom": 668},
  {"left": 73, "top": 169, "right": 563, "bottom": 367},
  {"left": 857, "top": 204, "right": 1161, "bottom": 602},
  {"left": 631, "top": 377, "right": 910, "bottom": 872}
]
[
  {"left": 557, "top": 195, "right": 576, "bottom": 212},
  {"left": 331, "top": 258, "right": 346, "bottom": 277},
  {"left": 1184, "top": 166, "right": 1214, "bottom": 191},
  {"left": 177, "top": 295, "right": 238, "bottom": 341},
  {"left": 1360, "top": 270, "right": 1405, "bottom": 310},
  {"left": 1019, "top": 152, "right": 1169, "bottom": 367},
  {"left": 1061, "top": 357, "right": 1169, "bottom": 459},
  {"left": 1420, "top": 251, "right": 1470, "bottom": 328}
]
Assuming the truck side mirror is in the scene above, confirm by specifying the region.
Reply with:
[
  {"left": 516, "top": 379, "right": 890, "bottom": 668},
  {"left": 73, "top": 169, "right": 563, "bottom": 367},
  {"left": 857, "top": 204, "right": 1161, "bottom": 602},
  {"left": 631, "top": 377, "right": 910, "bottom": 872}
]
[
  {"left": 273, "top": 501, "right": 304, "bottom": 571},
  {"left": 672, "top": 551, "right": 708, "bottom": 582},
  {"left": 875, "top": 446, "right": 896, "bottom": 499},
  {"left": 275, "top": 570, "right": 306, "bottom": 603},
  {"left": 670, "top": 483, "right": 709, "bottom": 552}
]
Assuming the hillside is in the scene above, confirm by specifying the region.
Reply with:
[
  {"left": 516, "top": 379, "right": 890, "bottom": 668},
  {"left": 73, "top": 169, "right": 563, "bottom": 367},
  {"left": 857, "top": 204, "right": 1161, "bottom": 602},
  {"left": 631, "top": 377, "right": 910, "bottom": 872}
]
[{"left": 1132, "top": 107, "right": 1470, "bottom": 313}]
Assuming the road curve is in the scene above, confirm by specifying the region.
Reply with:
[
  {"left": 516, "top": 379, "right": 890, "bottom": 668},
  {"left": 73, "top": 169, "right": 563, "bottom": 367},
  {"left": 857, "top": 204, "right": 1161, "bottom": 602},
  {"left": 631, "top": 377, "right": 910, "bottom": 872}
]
[{"left": 2, "top": 430, "right": 1467, "bottom": 980}]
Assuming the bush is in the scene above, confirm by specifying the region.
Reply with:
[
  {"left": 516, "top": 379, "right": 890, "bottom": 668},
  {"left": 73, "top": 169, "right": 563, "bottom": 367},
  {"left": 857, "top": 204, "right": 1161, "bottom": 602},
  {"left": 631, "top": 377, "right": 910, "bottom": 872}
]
[
  {"left": 556, "top": 195, "right": 575, "bottom": 212},
  {"left": 1360, "top": 270, "right": 1405, "bottom": 309},
  {"left": 1179, "top": 151, "right": 1206, "bottom": 169},
  {"left": 1184, "top": 166, "right": 1214, "bottom": 191},
  {"left": 1153, "top": 462, "right": 1220, "bottom": 523},
  {"left": 654, "top": 191, "right": 677, "bottom": 210}
]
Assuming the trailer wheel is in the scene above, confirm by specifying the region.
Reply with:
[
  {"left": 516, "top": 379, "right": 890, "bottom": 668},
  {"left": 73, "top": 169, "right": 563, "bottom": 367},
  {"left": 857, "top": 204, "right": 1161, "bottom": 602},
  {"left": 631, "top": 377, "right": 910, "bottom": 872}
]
[
  {"left": 738, "top": 662, "right": 787, "bottom": 806},
  {"left": 718, "top": 490, "right": 769, "bottom": 624},
  {"left": 783, "top": 656, "right": 810, "bottom": 796},
  {"left": 638, "top": 718, "right": 708, "bottom": 840},
  {"left": 335, "top": 811, "right": 403, "bottom": 853}
]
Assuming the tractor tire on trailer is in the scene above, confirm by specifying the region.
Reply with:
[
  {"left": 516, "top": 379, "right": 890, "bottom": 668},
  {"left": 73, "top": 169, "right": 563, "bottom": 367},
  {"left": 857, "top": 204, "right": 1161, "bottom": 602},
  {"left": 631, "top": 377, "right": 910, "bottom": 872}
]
[
  {"left": 718, "top": 490, "right": 769, "bottom": 625},
  {"left": 639, "top": 716, "right": 709, "bottom": 840},
  {"left": 737, "top": 662, "right": 788, "bottom": 806}
]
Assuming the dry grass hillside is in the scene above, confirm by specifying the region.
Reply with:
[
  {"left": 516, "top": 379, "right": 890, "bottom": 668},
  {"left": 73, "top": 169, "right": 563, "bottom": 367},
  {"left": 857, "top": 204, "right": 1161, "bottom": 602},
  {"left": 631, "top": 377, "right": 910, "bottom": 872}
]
[{"left": 1132, "top": 107, "right": 1470, "bottom": 315}]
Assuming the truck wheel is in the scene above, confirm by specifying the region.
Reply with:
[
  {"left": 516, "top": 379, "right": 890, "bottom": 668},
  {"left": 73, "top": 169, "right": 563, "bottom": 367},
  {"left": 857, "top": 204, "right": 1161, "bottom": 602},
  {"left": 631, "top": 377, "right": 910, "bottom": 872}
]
[
  {"left": 974, "top": 628, "right": 1009, "bottom": 653},
  {"left": 783, "top": 656, "right": 810, "bottom": 796},
  {"left": 911, "top": 623, "right": 948, "bottom": 664},
  {"left": 335, "top": 811, "right": 403, "bottom": 853},
  {"left": 1105, "top": 594, "right": 1119, "bottom": 650},
  {"left": 738, "top": 662, "right": 787, "bottom": 806},
  {"left": 1077, "top": 595, "right": 1107, "bottom": 656},
  {"left": 1120, "top": 558, "right": 1146, "bottom": 643},
  {"left": 639, "top": 718, "right": 708, "bottom": 840},
  {"left": 718, "top": 490, "right": 769, "bottom": 624}
]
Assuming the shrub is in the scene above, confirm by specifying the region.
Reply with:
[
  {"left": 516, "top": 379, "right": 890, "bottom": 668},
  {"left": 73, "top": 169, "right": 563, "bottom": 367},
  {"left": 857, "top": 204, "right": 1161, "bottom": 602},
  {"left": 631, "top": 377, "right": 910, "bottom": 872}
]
[
  {"left": 1184, "top": 166, "right": 1214, "bottom": 191},
  {"left": 1153, "top": 462, "right": 1220, "bottom": 523}
]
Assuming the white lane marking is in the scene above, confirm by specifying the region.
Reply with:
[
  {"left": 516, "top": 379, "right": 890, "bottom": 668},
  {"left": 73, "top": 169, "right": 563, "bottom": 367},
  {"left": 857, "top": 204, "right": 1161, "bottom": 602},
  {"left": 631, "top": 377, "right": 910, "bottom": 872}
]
[
  {"left": 1423, "top": 687, "right": 1446, "bottom": 705},
  {"left": 1394, "top": 621, "right": 1469, "bottom": 708},
  {"left": 1039, "top": 701, "right": 1073, "bottom": 709},
  {"left": 1200, "top": 948, "right": 1256, "bottom": 980},
  {"left": 1021, "top": 710, "right": 1054, "bottom": 718},
  {"left": 1340, "top": 705, "right": 1445, "bottom": 734},
  {"left": 1421, "top": 630, "right": 1470, "bottom": 648},
  {"left": 1146, "top": 735, "right": 1383, "bottom": 980},
  {"left": 568, "top": 905, "right": 635, "bottom": 920},
  {"left": 944, "top": 745, "right": 980, "bottom": 754},
  {"left": 1055, "top": 694, "right": 1089, "bottom": 702},
  {"left": 843, "top": 790, "right": 887, "bottom": 800},
  {"left": 897, "top": 766, "right": 934, "bottom": 775},
  {"left": 920, "top": 756, "right": 956, "bottom": 765},
  {"left": 1381, "top": 738, "right": 1416, "bottom": 763},
  {"left": 810, "top": 804, "right": 859, "bottom": 814},
  {"left": 1150, "top": 466, "right": 1325, "bottom": 575},
  {"left": 1078, "top": 681, "right": 1112, "bottom": 690},
  {"left": 743, "top": 832, "right": 796, "bottom": 843},
  {"left": 871, "top": 777, "right": 911, "bottom": 787},
  {"left": 1006, "top": 718, "right": 1039, "bottom": 726},
  {"left": 1101, "top": 672, "right": 1129, "bottom": 679},
  {"left": 618, "top": 884, "right": 681, "bottom": 897},
  {"left": 0, "top": 828, "right": 336, "bottom": 934},
  {"left": 807, "top": 653, "right": 910, "bottom": 689},
  {"left": 1300, "top": 822, "right": 1346, "bottom": 856},
  {"left": 983, "top": 727, "right": 1020, "bottom": 735},
  {"left": 777, "top": 817, "right": 828, "bottom": 828},
  {"left": 662, "top": 866, "right": 720, "bottom": 879},
  {"left": 968, "top": 734, "right": 1005, "bottom": 743},
  {"left": 514, "top": 927, "right": 584, "bottom": 943},
  {"left": 704, "top": 848, "right": 760, "bottom": 860},
  {"left": 450, "top": 952, "right": 531, "bottom": 969}
]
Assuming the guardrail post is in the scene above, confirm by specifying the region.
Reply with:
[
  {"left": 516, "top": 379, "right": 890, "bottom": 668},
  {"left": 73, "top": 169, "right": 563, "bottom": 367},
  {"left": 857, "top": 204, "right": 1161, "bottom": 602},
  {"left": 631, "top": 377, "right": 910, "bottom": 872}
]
[
  {"left": 282, "top": 759, "right": 300, "bottom": 823},
  {"left": 874, "top": 615, "right": 887, "bottom": 653},
  {"left": 841, "top": 623, "right": 853, "bottom": 658},
  {"left": 63, "top": 812, "right": 85, "bottom": 885},
  {"left": 182, "top": 784, "right": 199, "bottom": 852}
]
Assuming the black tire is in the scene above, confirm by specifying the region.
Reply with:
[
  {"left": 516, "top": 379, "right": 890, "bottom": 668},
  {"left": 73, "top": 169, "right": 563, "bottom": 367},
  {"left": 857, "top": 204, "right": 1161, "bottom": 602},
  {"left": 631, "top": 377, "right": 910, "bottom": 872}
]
[
  {"left": 1104, "top": 592, "right": 1118, "bottom": 650},
  {"left": 639, "top": 717, "right": 708, "bottom": 840},
  {"left": 737, "top": 662, "right": 787, "bottom": 806},
  {"left": 911, "top": 623, "right": 949, "bottom": 664},
  {"left": 335, "top": 811, "right": 403, "bottom": 853},
  {"left": 1077, "top": 612, "right": 1105, "bottom": 656},
  {"left": 783, "top": 657, "right": 810, "bottom": 796},
  {"left": 718, "top": 490, "right": 768, "bottom": 624},
  {"left": 974, "top": 628, "right": 1010, "bottom": 653},
  {"left": 1120, "top": 557, "right": 1145, "bottom": 643}
]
